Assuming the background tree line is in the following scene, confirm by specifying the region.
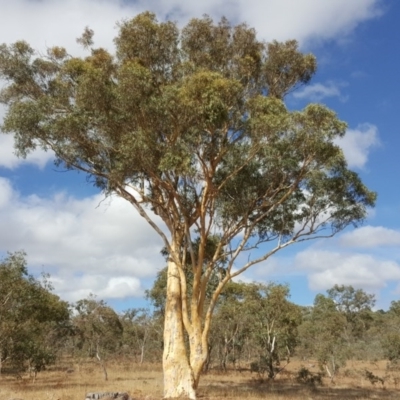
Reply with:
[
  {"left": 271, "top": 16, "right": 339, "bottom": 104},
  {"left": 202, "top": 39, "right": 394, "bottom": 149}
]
[{"left": 1, "top": 250, "right": 399, "bottom": 382}]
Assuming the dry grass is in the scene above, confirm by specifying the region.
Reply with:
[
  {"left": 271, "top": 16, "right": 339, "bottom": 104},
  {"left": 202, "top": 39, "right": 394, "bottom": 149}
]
[{"left": 0, "top": 359, "right": 398, "bottom": 400}]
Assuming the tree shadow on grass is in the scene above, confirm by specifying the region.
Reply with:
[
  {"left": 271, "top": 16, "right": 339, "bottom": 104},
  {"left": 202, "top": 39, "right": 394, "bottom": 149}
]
[{"left": 199, "top": 378, "right": 399, "bottom": 399}]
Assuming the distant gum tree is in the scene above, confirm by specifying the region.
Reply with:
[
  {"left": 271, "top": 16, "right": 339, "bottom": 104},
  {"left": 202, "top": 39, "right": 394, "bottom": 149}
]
[
  {"left": 0, "top": 13, "right": 375, "bottom": 399},
  {"left": 73, "top": 296, "right": 123, "bottom": 381},
  {"left": 0, "top": 252, "right": 70, "bottom": 377}
]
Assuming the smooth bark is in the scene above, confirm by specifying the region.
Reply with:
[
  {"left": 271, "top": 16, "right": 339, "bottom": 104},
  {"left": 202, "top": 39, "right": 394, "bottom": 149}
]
[
  {"left": 163, "top": 258, "right": 196, "bottom": 399},
  {"left": 189, "top": 331, "right": 208, "bottom": 389},
  {"left": 96, "top": 346, "right": 108, "bottom": 381}
]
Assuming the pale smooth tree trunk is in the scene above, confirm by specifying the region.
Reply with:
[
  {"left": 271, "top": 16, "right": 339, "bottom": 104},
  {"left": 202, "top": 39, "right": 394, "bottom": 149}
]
[
  {"left": 139, "top": 327, "right": 147, "bottom": 364},
  {"left": 163, "top": 258, "right": 196, "bottom": 399},
  {"left": 96, "top": 344, "right": 108, "bottom": 381},
  {"left": 139, "top": 343, "right": 145, "bottom": 365},
  {"left": 189, "top": 330, "right": 208, "bottom": 389}
]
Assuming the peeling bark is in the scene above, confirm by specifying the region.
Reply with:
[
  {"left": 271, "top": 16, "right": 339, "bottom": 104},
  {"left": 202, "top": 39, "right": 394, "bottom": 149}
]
[
  {"left": 189, "top": 333, "right": 207, "bottom": 390},
  {"left": 163, "top": 258, "right": 196, "bottom": 399}
]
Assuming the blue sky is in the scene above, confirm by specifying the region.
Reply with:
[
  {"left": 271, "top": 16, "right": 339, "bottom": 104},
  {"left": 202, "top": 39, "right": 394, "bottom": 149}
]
[{"left": 0, "top": 0, "right": 399, "bottom": 310}]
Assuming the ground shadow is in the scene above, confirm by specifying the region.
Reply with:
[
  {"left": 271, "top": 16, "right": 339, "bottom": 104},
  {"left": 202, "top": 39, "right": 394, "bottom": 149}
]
[{"left": 199, "top": 377, "right": 398, "bottom": 399}]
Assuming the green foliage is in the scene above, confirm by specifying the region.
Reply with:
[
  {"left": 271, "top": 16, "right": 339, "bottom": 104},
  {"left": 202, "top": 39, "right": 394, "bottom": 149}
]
[
  {"left": 0, "top": 13, "right": 375, "bottom": 258},
  {"left": 298, "top": 294, "right": 347, "bottom": 370},
  {"left": 72, "top": 295, "right": 124, "bottom": 380},
  {"left": 389, "top": 300, "right": 400, "bottom": 317},
  {"left": 298, "top": 285, "right": 377, "bottom": 379},
  {"left": 120, "top": 308, "right": 163, "bottom": 363},
  {"left": 385, "top": 341, "right": 400, "bottom": 368},
  {"left": 243, "top": 283, "right": 302, "bottom": 379},
  {"left": 73, "top": 295, "right": 123, "bottom": 359},
  {"left": 210, "top": 282, "right": 251, "bottom": 371},
  {"left": 381, "top": 302, "right": 400, "bottom": 364},
  {"left": 145, "top": 268, "right": 168, "bottom": 317},
  {"left": 0, "top": 251, "right": 70, "bottom": 374},
  {"left": 203, "top": 281, "right": 301, "bottom": 376},
  {"left": 327, "top": 284, "right": 375, "bottom": 338},
  {"left": 76, "top": 26, "right": 94, "bottom": 49}
]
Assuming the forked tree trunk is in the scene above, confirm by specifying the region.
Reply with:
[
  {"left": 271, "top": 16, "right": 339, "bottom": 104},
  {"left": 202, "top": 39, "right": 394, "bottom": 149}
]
[{"left": 163, "top": 258, "right": 196, "bottom": 399}]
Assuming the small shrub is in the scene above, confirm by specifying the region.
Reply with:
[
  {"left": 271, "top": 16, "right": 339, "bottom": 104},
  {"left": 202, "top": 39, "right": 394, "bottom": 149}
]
[
  {"left": 296, "top": 367, "right": 323, "bottom": 387},
  {"left": 365, "top": 370, "right": 384, "bottom": 387}
]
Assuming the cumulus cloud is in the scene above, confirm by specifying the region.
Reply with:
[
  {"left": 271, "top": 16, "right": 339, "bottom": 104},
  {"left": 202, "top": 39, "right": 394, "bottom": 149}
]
[
  {"left": 51, "top": 274, "right": 143, "bottom": 303},
  {"left": 0, "top": 177, "right": 165, "bottom": 302},
  {"left": 293, "top": 81, "right": 348, "bottom": 102},
  {"left": 295, "top": 249, "right": 400, "bottom": 292},
  {"left": 0, "top": 177, "right": 14, "bottom": 208},
  {"left": 335, "top": 123, "right": 380, "bottom": 169},
  {"left": 142, "top": 0, "right": 383, "bottom": 46},
  {"left": 0, "top": 0, "right": 383, "bottom": 52},
  {"left": 0, "top": 0, "right": 131, "bottom": 54},
  {"left": 0, "top": 133, "right": 54, "bottom": 169},
  {"left": 340, "top": 226, "right": 400, "bottom": 248},
  {"left": 241, "top": 0, "right": 382, "bottom": 46}
]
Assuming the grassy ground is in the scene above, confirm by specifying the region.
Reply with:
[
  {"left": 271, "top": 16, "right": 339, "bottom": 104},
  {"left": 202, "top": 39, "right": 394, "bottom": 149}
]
[{"left": 0, "top": 359, "right": 398, "bottom": 400}]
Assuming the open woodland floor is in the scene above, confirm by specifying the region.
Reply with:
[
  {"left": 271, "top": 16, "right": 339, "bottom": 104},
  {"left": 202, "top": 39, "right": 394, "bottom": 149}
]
[{"left": 0, "top": 359, "right": 399, "bottom": 400}]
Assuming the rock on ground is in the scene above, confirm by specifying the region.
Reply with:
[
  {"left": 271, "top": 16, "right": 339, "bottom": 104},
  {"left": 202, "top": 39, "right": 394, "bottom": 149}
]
[{"left": 85, "top": 392, "right": 133, "bottom": 400}]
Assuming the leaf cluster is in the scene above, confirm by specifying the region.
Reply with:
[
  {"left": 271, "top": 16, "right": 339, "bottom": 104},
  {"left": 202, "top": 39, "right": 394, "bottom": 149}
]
[
  {"left": 0, "top": 14, "right": 375, "bottom": 244},
  {"left": 0, "top": 251, "right": 70, "bottom": 372}
]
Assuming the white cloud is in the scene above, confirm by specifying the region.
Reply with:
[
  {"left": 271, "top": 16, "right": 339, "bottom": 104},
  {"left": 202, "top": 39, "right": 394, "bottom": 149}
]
[
  {"left": 143, "top": 0, "right": 382, "bottom": 46},
  {"left": 295, "top": 249, "right": 400, "bottom": 292},
  {"left": 293, "top": 81, "right": 348, "bottom": 102},
  {"left": 0, "top": 0, "right": 132, "bottom": 55},
  {"left": 0, "top": 177, "right": 14, "bottom": 208},
  {"left": 0, "top": 133, "right": 54, "bottom": 169},
  {"left": 335, "top": 123, "right": 380, "bottom": 169},
  {"left": 51, "top": 274, "right": 143, "bottom": 303},
  {"left": 242, "top": 0, "right": 382, "bottom": 46},
  {"left": 340, "top": 226, "right": 400, "bottom": 248},
  {"left": 0, "top": 177, "right": 165, "bottom": 302},
  {"left": 0, "top": 0, "right": 383, "bottom": 53}
]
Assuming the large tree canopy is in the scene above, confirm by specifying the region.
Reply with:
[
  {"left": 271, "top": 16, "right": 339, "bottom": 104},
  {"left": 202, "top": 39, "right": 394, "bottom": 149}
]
[{"left": 0, "top": 12, "right": 375, "bottom": 399}]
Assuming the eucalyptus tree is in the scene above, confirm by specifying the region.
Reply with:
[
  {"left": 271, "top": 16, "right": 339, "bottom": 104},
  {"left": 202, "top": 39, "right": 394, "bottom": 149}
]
[
  {"left": 0, "top": 13, "right": 375, "bottom": 398},
  {"left": 120, "top": 308, "right": 163, "bottom": 364},
  {"left": 209, "top": 281, "right": 251, "bottom": 372},
  {"left": 244, "top": 283, "right": 302, "bottom": 379},
  {"left": 298, "top": 286, "right": 376, "bottom": 381},
  {"left": 73, "top": 296, "right": 123, "bottom": 381},
  {"left": 381, "top": 301, "right": 400, "bottom": 366},
  {"left": 0, "top": 252, "right": 70, "bottom": 375},
  {"left": 327, "top": 284, "right": 375, "bottom": 341},
  {"left": 298, "top": 294, "right": 348, "bottom": 381}
]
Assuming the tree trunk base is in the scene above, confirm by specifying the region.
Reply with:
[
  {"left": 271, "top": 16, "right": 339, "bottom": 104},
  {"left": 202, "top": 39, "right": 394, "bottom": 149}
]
[{"left": 163, "top": 362, "right": 196, "bottom": 399}]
